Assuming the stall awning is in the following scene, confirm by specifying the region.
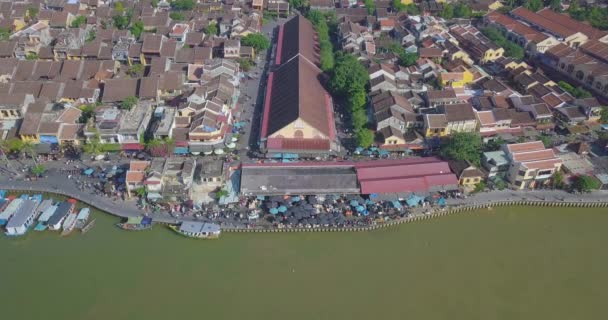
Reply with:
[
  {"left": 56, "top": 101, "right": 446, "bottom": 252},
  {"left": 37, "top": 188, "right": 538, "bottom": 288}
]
[{"left": 174, "top": 147, "right": 189, "bottom": 154}]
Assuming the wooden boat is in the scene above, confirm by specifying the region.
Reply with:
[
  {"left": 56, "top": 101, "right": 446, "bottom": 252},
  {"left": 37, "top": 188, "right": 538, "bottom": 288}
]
[
  {"left": 116, "top": 216, "right": 153, "bottom": 231},
  {"left": 60, "top": 212, "right": 78, "bottom": 236},
  {"left": 81, "top": 218, "right": 96, "bottom": 234},
  {"left": 74, "top": 208, "right": 90, "bottom": 230},
  {"left": 169, "top": 222, "right": 221, "bottom": 239}
]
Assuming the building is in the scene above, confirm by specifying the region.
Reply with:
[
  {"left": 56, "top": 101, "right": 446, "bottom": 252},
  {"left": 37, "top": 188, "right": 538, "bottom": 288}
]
[
  {"left": 504, "top": 141, "right": 563, "bottom": 189},
  {"left": 240, "top": 162, "right": 360, "bottom": 196},
  {"left": 448, "top": 160, "right": 485, "bottom": 187},
  {"left": 450, "top": 24, "right": 504, "bottom": 64},
  {"left": 260, "top": 15, "right": 339, "bottom": 157},
  {"left": 355, "top": 158, "right": 459, "bottom": 198},
  {"left": 483, "top": 11, "right": 560, "bottom": 55},
  {"left": 482, "top": 150, "right": 510, "bottom": 178}
]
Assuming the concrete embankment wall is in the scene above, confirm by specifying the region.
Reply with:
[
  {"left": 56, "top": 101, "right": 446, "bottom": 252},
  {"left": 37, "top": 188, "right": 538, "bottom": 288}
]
[{"left": 222, "top": 200, "right": 608, "bottom": 233}]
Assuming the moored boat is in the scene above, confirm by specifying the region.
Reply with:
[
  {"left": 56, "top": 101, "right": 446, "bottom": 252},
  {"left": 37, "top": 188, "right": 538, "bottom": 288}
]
[
  {"left": 74, "top": 208, "right": 90, "bottom": 230},
  {"left": 5, "top": 199, "right": 39, "bottom": 236},
  {"left": 35, "top": 204, "right": 58, "bottom": 231},
  {"left": 116, "top": 216, "right": 153, "bottom": 231},
  {"left": 61, "top": 211, "right": 78, "bottom": 236},
  {"left": 0, "top": 198, "right": 23, "bottom": 226},
  {"left": 169, "top": 222, "right": 221, "bottom": 239},
  {"left": 48, "top": 201, "right": 75, "bottom": 231}
]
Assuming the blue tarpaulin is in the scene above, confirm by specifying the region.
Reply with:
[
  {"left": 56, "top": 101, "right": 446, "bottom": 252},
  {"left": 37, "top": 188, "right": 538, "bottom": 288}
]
[
  {"left": 437, "top": 197, "right": 446, "bottom": 207},
  {"left": 278, "top": 205, "right": 287, "bottom": 213},
  {"left": 283, "top": 153, "right": 299, "bottom": 159},
  {"left": 349, "top": 200, "right": 359, "bottom": 206},
  {"left": 291, "top": 196, "right": 301, "bottom": 202},
  {"left": 356, "top": 205, "right": 365, "bottom": 212},
  {"left": 406, "top": 194, "right": 425, "bottom": 207},
  {"left": 0, "top": 190, "right": 6, "bottom": 198},
  {"left": 269, "top": 208, "right": 279, "bottom": 215},
  {"left": 83, "top": 168, "right": 94, "bottom": 176},
  {"left": 174, "top": 147, "right": 189, "bottom": 154},
  {"left": 392, "top": 201, "right": 402, "bottom": 209},
  {"left": 256, "top": 196, "right": 265, "bottom": 200},
  {"left": 270, "top": 153, "right": 282, "bottom": 159}
]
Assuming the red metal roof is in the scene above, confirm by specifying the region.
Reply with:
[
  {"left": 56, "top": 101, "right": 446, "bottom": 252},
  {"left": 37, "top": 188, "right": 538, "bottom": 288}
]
[
  {"left": 260, "top": 72, "right": 274, "bottom": 138},
  {"left": 266, "top": 137, "right": 331, "bottom": 151}
]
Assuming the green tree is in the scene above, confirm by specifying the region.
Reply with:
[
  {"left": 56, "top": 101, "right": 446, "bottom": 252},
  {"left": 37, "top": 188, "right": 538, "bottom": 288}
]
[
  {"left": 548, "top": 0, "right": 562, "bottom": 11},
  {"left": 171, "top": 0, "right": 196, "bottom": 10},
  {"left": 83, "top": 134, "right": 102, "bottom": 155},
  {"left": 113, "top": 15, "right": 129, "bottom": 30},
  {"left": 399, "top": 52, "right": 418, "bottom": 67},
  {"left": 552, "top": 170, "right": 564, "bottom": 189},
  {"left": 25, "top": 52, "right": 38, "bottom": 60},
  {"left": 205, "top": 22, "right": 218, "bottom": 36},
  {"left": 392, "top": 0, "right": 406, "bottom": 11},
  {"left": 79, "top": 104, "right": 96, "bottom": 123},
  {"left": 440, "top": 132, "right": 483, "bottom": 166},
  {"left": 170, "top": 12, "right": 185, "bottom": 21},
  {"left": 22, "top": 140, "right": 37, "bottom": 162},
  {"left": 484, "top": 137, "right": 506, "bottom": 151},
  {"left": 27, "top": 6, "right": 39, "bottom": 20},
  {"left": 151, "top": 0, "right": 159, "bottom": 8},
  {"left": 600, "top": 106, "right": 608, "bottom": 124},
  {"left": 30, "top": 164, "right": 46, "bottom": 177},
  {"left": 1, "top": 138, "right": 24, "bottom": 154},
  {"left": 440, "top": 4, "right": 454, "bottom": 19},
  {"left": 328, "top": 54, "right": 369, "bottom": 96},
  {"left": 572, "top": 175, "right": 600, "bottom": 192},
  {"left": 134, "top": 187, "right": 147, "bottom": 198},
  {"left": 120, "top": 96, "right": 138, "bottom": 110},
  {"left": 71, "top": 16, "right": 87, "bottom": 28},
  {"left": 539, "top": 134, "right": 553, "bottom": 148},
  {"left": 241, "top": 33, "right": 271, "bottom": 52},
  {"left": 236, "top": 58, "right": 253, "bottom": 71},
  {"left": 454, "top": 2, "right": 472, "bottom": 18},
  {"left": 524, "top": 0, "right": 543, "bottom": 12},
  {"left": 356, "top": 128, "right": 374, "bottom": 148},
  {"left": 405, "top": 4, "right": 420, "bottom": 15},
  {"left": 364, "top": 0, "right": 376, "bottom": 15},
  {"left": 473, "top": 181, "right": 486, "bottom": 193},
  {"left": 86, "top": 30, "right": 96, "bottom": 42},
  {"left": 0, "top": 27, "right": 11, "bottom": 41},
  {"left": 127, "top": 63, "right": 144, "bottom": 77},
  {"left": 130, "top": 21, "right": 144, "bottom": 39},
  {"left": 114, "top": 1, "right": 125, "bottom": 15}
]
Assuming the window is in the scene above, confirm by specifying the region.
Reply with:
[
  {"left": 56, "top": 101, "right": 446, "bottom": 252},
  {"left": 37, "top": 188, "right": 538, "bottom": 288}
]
[
  {"left": 515, "top": 181, "right": 522, "bottom": 186},
  {"left": 293, "top": 130, "right": 304, "bottom": 139},
  {"left": 538, "top": 169, "right": 552, "bottom": 176},
  {"left": 518, "top": 170, "right": 527, "bottom": 177}
]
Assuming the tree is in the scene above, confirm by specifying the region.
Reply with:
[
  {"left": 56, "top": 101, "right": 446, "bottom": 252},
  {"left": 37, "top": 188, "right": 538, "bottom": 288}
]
[
  {"left": 356, "top": 128, "right": 374, "bottom": 148},
  {"left": 404, "top": 4, "right": 420, "bottom": 15},
  {"left": 71, "top": 16, "right": 87, "bottom": 28},
  {"left": 205, "top": 22, "right": 218, "bottom": 36},
  {"left": 216, "top": 189, "right": 229, "bottom": 199},
  {"left": 548, "top": 0, "right": 562, "bottom": 11},
  {"left": 392, "top": 0, "right": 406, "bottom": 12},
  {"left": 473, "top": 181, "right": 486, "bottom": 193},
  {"left": 484, "top": 137, "right": 505, "bottom": 151},
  {"left": 120, "top": 96, "right": 138, "bottom": 110},
  {"left": 0, "top": 27, "right": 10, "bottom": 41},
  {"left": 22, "top": 140, "right": 36, "bottom": 162},
  {"left": 86, "top": 30, "right": 96, "bottom": 42},
  {"left": 1, "top": 138, "right": 24, "bottom": 154},
  {"left": 79, "top": 104, "right": 96, "bottom": 124},
  {"left": 440, "top": 4, "right": 454, "bottom": 20},
  {"left": 454, "top": 2, "right": 472, "bottom": 18},
  {"left": 171, "top": 0, "right": 196, "bottom": 10},
  {"left": 134, "top": 187, "right": 147, "bottom": 198},
  {"left": 600, "top": 106, "right": 608, "bottom": 124},
  {"left": 440, "top": 132, "right": 483, "bottom": 166},
  {"left": 364, "top": 0, "right": 376, "bottom": 15},
  {"left": 30, "top": 164, "right": 46, "bottom": 177},
  {"left": 127, "top": 63, "right": 144, "bottom": 77},
  {"left": 552, "top": 170, "right": 564, "bottom": 189},
  {"left": 557, "top": 80, "right": 592, "bottom": 98},
  {"left": 170, "top": 12, "right": 186, "bottom": 21},
  {"left": 241, "top": 33, "right": 270, "bottom": 52},
  {"left": 27, "top": 7, "right": 39, "bottom": 20},
  {"left": 83, "top": 133, "right": 102, "bottom": 155},
  {"left": 399, "top": 52, "right": 418, "bottom": 67},
  {"left": 539, "top": 134, "right": 553, "bottom": 148},
  {"left": 25, "top": 52, "right": 38, "bottom": 60},
  {"left": 130, "top": 21, "right": 144, "bottom": 39},
  {"left": 572, "top": 175, "right": 600, "bottom": 192},
  {"left": 328, "top": 54, "right": 369, "bottom": 96},
  {"left": 113, "top": 15, "right": 129, "bottom": 30},
  {"left": 114, "top": 1, "right": 125, "bottom": 15},
  {"left": 236, "top": 58, "right": 253, "bottom": 71},
  {"left": 151, "top": 0, "right": 159, "bottom": 8},
  {"left": 524, "top": 0, "right": 543, "bottom": 12}
]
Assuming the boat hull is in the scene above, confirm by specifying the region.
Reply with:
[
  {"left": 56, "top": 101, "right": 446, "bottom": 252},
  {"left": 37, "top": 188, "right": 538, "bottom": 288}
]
[
  {"left": 116, "top": 223, "right": 153, "bottom": 231},
  {"left": 168, "top": 225, "right": 220, "bottom": 240}
]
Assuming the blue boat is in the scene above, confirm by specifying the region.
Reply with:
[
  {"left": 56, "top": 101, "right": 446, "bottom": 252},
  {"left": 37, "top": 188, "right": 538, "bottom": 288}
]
[{"left": 0, "top": 198, "right": 23, "bottom": 226}]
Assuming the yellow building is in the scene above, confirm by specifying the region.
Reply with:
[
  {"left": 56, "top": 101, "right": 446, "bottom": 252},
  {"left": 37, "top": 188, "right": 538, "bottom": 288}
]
[
  {"left": 440, "top": 66, "right": 474, "bottom": 88},
  {"left": 424, "top": 114, "right": 448, "bottom": 138},
  {"left": 449, "top": 160, "right": 485, "bottom": 187},
  {"left": 488, "top": 1, "right": 503, "bottom": 11},
  {"left": 400, "top": 0, "right": 414, "bottom": 4}
]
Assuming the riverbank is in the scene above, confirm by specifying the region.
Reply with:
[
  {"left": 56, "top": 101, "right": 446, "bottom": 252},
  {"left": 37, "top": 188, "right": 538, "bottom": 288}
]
[
  {"left": 2, "top": 205, "right": 607, "bottom": 320},
  {"left": 2, "top": 182, "right": 607, "bottom": 233}
]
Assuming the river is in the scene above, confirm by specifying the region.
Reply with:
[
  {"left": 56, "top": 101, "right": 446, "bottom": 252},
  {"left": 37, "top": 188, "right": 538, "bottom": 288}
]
[{"left": 1, "top": 206, "right": 607, "bottom": 319}]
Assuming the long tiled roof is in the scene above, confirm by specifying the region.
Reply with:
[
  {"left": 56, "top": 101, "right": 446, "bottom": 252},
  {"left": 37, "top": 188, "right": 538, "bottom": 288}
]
[
  {"left": 485, "top": 11, "right": 549, "bottom": 43},
  {"left": 276, "top": 15, "right": 319, "bottom": 66},
  {"left": 511, "top": 7, "right": 574, "bottom": 39},
  {"left": 537, "top": 8, "right": 607, "bottom": 40}
]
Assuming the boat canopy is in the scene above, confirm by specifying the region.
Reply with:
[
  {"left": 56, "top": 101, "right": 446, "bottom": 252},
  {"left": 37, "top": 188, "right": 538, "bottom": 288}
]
[{"left": 126, "top": 216, "right": 143, "bottom": 224}]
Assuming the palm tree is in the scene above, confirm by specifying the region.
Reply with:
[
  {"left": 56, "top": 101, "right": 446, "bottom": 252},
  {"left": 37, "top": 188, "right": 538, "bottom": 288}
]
[
  {"left": 83, "top": 134, "right": 102, "bottom": 155},
  {"left": 21, "top": 140, "right": 36, "bottom": 163},
  {"left": 30, "top": 164, "right": 46, "bottom": 177}
]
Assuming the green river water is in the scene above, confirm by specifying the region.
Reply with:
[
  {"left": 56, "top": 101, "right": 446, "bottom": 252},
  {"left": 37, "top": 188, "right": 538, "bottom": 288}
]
[{"left": 1, "top": 206, "right": 607, "bottom": 320}]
